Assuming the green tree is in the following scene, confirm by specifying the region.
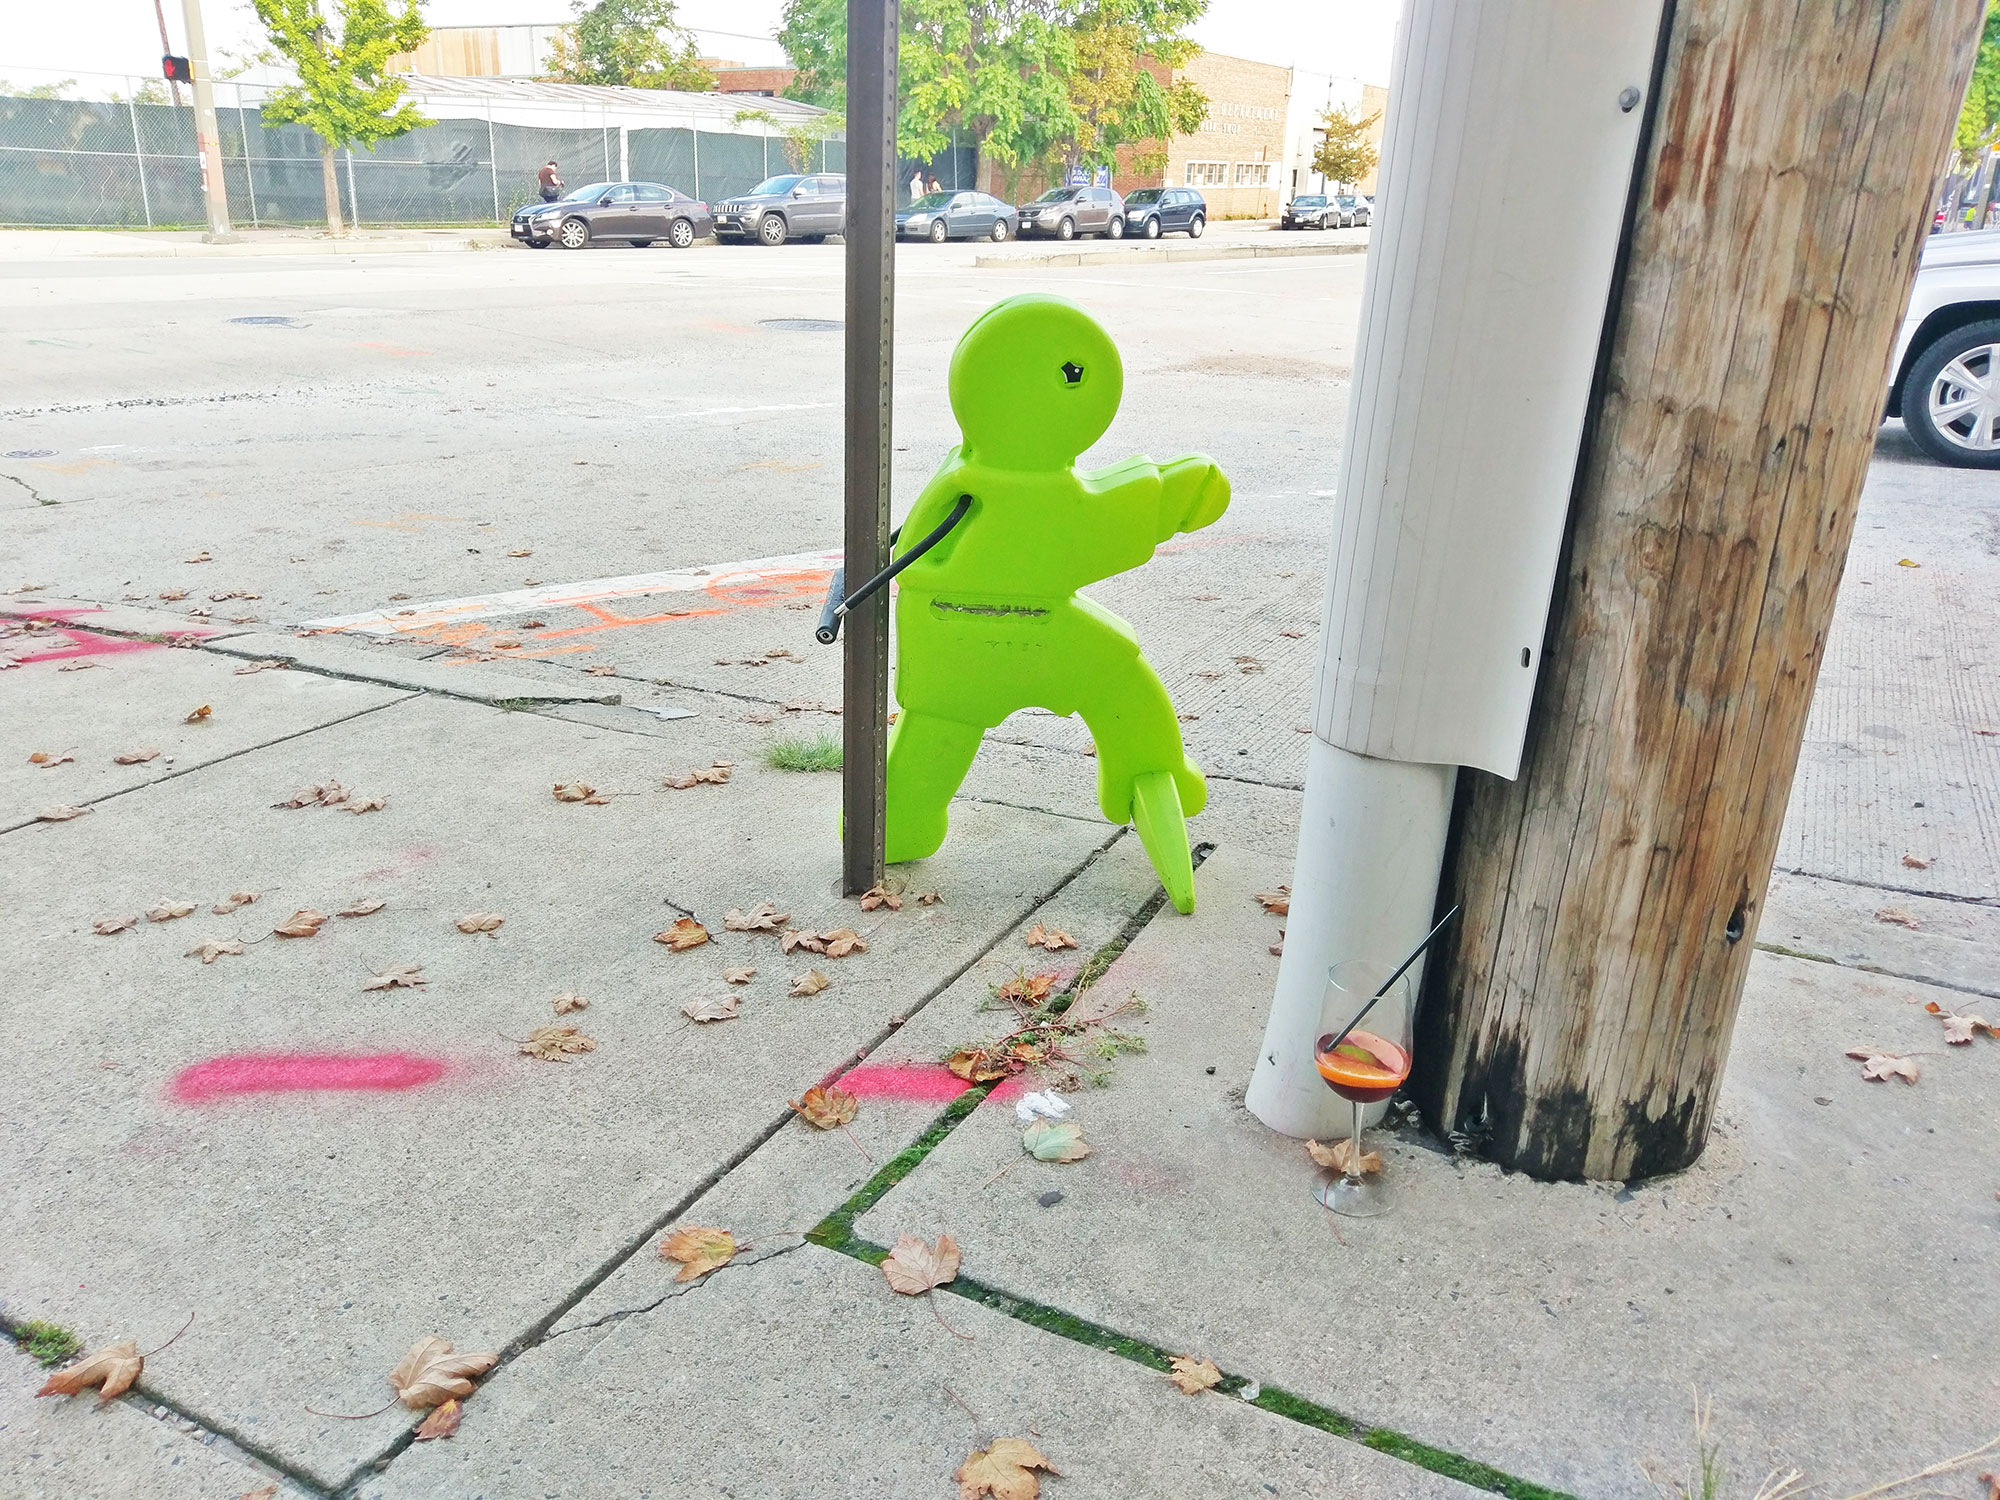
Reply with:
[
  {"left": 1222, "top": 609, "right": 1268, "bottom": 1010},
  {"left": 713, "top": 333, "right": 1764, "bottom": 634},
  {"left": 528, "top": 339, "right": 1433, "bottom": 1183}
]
[
  {"left": 1, "top": 78, "right": 79, "bottom": 100},
  {"left": 1312, "top": 104, "right": 1378, "bottom": 188},
  {"left": 252, "top": 0, "right": 429, "bottom": 235},
  {"left": 1956, "top": 1, "right": 2000, "bottom": 163},
  {"left": 1056, "top": 0, "right": 1207, "bottom": 178},
  {"left": 545, "top": 0, "right": 713, "bottom": 92},
  {"left": 733, "top": 105, "right": 845, "bottom": 173}
]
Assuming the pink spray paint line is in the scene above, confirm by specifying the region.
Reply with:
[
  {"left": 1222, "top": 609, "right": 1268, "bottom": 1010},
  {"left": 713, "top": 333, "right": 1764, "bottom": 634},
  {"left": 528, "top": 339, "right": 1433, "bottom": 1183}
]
[
  {"left": 838, "top": 1063, "right": 1028, "bottom": 1105},
  {"left": 3, "top": 603, "right": 210, "bottom": 665},
  {"left": 171, "top": 1052, "right": 448, "bottom": 1104}
]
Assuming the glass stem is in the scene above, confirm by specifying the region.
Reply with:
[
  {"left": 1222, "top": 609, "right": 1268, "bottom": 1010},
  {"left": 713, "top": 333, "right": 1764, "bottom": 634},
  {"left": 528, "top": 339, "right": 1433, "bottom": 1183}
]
[{"left": 1347, "top": 1097, "right": 1366, "bottom": 1185}]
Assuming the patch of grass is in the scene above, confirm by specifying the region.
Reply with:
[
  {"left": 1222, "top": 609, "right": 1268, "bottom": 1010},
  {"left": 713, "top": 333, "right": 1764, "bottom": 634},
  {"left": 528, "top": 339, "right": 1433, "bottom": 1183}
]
[
  {"left": 765, "top": 731, "right": 843, "bottom": 772},
  {"left": 16, "top": 1320, "right": 81, "bottom": 1367}
]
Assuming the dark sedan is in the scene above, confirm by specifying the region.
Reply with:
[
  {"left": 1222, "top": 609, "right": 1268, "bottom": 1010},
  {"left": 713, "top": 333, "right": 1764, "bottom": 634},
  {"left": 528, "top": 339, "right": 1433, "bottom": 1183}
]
[
  {"left": 1280, "top": 195, "right": 1337, "bottom": 230},
  {"left": 512, "top": 181, "right": 712, "bottom": 250},
  {"left": 1118, "top": 187, "right": 1207, "bottom": 239},
  {"left": 895, "top": 191, "right": 1016, "bottom": 242}
]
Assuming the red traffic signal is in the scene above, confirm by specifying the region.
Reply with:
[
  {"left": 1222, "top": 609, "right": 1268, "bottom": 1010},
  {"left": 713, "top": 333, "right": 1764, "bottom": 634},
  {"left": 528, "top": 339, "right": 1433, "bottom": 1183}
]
[{"left": 162, "top": 55, "right": 192, "bottom": 83}]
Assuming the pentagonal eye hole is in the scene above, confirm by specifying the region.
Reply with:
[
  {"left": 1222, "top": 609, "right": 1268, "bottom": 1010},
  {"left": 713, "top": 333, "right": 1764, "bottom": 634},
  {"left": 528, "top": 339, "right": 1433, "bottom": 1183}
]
[{"left": 1060, "top": 361, "right": 1085, "bottom": 385}]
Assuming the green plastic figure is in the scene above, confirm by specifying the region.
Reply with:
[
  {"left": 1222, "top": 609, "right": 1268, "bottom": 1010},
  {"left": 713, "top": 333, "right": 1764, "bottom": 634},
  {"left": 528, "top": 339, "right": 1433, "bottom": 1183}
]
[{"left": 884, "top": 294, "right": 1231, "bottom": 913}]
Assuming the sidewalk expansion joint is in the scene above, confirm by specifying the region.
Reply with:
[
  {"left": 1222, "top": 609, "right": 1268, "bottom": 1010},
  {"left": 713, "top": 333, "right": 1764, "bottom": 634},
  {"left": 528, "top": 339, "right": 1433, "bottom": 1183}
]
[
  {"left": 803, "top": 838, "right": 1573, "bottom": 1500},
  {"left": 1754, "top": 940, "right": 2000, "bottom": 1003},
  {"left": 1774, "top": 865, "right": 2000, "bottom": 907},
  {"left": 337, "top": 825, "right": 1139, "bottom": 1497}
]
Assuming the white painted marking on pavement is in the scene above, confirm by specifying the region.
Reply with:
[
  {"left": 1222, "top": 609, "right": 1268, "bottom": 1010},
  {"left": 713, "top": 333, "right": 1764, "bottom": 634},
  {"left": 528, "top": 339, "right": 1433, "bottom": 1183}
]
[{"left": 302, "top": 547, "right": 843, "bottom": 636}]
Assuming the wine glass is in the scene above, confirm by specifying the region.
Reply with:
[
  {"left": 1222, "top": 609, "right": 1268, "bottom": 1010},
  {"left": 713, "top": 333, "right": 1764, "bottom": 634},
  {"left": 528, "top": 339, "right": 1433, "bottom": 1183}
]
[{"left": 1312, "top": 959, "right": 1413, "bottom": 1217}]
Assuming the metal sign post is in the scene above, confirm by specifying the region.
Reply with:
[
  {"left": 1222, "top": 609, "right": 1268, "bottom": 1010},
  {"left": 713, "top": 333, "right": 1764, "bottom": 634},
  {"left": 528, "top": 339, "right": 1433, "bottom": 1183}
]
[{"left": 841, "top": 0, "right": 897, "bottom": 896}]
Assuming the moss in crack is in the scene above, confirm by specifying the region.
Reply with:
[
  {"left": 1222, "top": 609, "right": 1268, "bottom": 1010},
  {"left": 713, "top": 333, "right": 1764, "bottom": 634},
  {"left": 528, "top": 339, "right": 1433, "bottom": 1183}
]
[
  {"left": 807, "top": 1085, "right": 994, "bottom": 1255},
  {"left": 1361, "top": 1428, "right": 1575, "bottom": 1500},
  {"left": 13, "top": 1319, "right": 82, "bottom": 1367}
]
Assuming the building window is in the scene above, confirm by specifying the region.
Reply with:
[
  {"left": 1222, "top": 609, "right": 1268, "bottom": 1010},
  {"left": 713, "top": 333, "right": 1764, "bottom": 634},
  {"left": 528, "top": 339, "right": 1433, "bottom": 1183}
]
[
  {"left": 1233, "top": 162, "right": 1272, "bottom": 188},
  {"left": 1184, "top": 161, "right": 1229, "bottom": 188}
]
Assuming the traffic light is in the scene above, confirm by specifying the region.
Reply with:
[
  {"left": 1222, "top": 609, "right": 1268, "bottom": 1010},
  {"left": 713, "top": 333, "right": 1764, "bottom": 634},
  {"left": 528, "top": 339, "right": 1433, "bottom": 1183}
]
[{"left": 162, "top": 55, "right": 192, "bottom": 83}]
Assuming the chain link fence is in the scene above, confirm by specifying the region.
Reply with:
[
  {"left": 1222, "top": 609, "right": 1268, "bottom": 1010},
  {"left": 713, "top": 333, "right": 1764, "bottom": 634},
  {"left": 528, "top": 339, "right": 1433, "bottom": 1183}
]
[{"left": 0, "top": 71, "right": 847, "bottom": 229}]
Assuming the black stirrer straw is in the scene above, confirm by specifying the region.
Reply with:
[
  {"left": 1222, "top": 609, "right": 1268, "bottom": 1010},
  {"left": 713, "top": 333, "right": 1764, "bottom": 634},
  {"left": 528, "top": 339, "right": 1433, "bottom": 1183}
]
[{"left": 1323, "top": 904, "right": 1461, "bottom": 1053}]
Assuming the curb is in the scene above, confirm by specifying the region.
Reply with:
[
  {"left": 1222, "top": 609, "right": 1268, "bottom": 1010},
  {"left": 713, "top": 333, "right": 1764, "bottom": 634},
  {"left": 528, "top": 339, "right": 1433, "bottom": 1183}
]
[
  {"left": 92, "top": 234, "right": 510, "bottom": 259},
  {"left": 976, "top": 239, "right": 1367, "bottom": 270}
]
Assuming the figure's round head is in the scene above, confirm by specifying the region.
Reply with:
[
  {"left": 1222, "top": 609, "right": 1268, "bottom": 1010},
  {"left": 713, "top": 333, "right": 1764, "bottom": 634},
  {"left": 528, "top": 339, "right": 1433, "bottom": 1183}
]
[{"left": 948, "top": 295, "right": 1123, "bottom": 468}]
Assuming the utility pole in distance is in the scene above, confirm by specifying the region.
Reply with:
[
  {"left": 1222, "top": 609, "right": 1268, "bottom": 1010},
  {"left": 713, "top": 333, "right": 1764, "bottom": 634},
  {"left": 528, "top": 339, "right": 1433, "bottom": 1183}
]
[
  {"left": 180, "top": 0, "right": 234, "bottom": 239},
  {"left": 154, "top": 0, "right": 186, "bottom": 107},
  {"left": 1410, "top": 0, "right": 1984, "bottom": 1181},
  {"left": 840, "top": 0, "right": 897, "bottom": 897}
]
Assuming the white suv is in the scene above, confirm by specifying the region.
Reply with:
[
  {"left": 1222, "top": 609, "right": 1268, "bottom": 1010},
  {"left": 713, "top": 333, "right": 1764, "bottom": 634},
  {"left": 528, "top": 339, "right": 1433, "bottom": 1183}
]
[{"left": 1887, "top": 228, "right": 2000, "bottom": 466}]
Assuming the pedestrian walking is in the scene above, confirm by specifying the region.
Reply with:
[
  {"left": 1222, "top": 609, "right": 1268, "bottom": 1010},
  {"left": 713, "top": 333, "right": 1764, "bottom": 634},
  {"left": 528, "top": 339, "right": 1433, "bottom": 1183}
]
[
  {"left": 927, "top": 173, "right": 942, "bottom": 195},
  {"left": 538, "top": 160, "right": 564, "bottom": 203},
  {"left": 909, "top": 167, "right": 925, "bottom": 202}
]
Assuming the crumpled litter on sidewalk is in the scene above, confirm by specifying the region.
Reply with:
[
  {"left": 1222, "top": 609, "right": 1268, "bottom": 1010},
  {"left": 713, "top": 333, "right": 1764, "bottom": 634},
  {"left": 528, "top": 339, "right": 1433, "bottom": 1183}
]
[{"left": 1014, "top": 1090, "right": 1073, "bottom": 1123}]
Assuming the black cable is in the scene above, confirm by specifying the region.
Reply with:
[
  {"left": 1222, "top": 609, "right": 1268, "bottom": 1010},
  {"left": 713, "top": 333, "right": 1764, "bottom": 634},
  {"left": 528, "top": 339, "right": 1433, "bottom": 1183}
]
[{"left": 815, "top": 493, "right": 973, "bottom": 645}]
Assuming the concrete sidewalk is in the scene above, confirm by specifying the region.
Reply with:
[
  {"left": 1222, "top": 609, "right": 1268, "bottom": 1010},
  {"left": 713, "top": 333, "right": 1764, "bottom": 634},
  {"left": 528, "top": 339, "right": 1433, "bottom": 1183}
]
[{"left": 0, "top": 227, "right": 510, "bottom": 259}]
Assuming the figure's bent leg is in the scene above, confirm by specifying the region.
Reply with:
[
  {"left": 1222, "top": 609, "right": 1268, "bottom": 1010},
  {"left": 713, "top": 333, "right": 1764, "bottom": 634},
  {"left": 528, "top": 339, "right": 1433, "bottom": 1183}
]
[
  {"left": 1131, "top": 771, "right": 1196, "bottom": 914},
  {"left": 1076, "top": 660, "right": 1207, "bottom": 911},
  {"left": 884, "top": 711, "right": 984, "bottom": 863}
]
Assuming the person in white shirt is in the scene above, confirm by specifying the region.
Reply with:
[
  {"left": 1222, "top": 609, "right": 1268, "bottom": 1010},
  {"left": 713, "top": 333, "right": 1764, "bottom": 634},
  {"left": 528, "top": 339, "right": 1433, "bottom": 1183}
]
[{"left": 909, "top": 168, "right": 925, "bottom": 203}]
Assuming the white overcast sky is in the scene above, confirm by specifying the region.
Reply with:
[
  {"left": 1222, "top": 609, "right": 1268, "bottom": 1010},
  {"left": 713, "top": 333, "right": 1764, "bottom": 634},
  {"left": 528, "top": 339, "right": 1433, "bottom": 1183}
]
[{"left": 5, "top": 0, "right": 1401, "bottom": 91}]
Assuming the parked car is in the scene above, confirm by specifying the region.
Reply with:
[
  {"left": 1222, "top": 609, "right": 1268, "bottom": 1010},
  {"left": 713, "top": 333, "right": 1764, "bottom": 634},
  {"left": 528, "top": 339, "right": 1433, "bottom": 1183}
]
[
  {"left": 1015, "top": 185, "right": 1125, "bottom": 240},
  {"left": 713, "top": 173, "right": 846, "bottom": 246},
  {"left": 1281, "top": 194, "right": 1337, "bottom": 230},
  {"left": 896, "top": 191, "right": 1017, "bottom": 242},
  {"left": 1886, "top": 227, "right": 2000, "bottom": 466},
  {"left": 512, "top": 181, "right": 712, "bottom": 250},
  {"left": 1334, "top": 194, "right": 1371, "bottom": 228},
  {"left": 1118, "top": 187, "right": 1207, "bottom": 239}
]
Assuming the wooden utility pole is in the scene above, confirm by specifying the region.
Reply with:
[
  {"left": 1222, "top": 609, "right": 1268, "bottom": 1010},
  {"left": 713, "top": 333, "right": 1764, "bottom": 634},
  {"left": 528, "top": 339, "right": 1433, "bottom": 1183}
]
[{"left": 1410, "top": 0, "right": 1984, "bottom": 1182}]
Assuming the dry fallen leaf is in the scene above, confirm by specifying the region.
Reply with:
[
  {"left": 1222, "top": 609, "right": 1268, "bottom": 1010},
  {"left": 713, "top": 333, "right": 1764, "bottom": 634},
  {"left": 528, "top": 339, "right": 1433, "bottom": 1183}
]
[
  {"left": 37, "top": 805, "right": 91, "bottom": 822},
  {"left": 520, "top": 1025, "right": 596, "bottom": 1060},
  {"left": 655, "top": 917, "right": 711, "bottom": 951},
  {"left": 584, "top": 663, "right": 618, "bottom": 676},
  {"left": 363, "top": 963, "right": 427, "bottom": 992},
  {"left": 274, "top": 782, "right": 348, "bottom": 809},
  {"left": 995, "top": 972, "right": 1058, "bottom": 1005},
  {"left": 917, "top": 890, "right": 943, "bottom": 907},
  {"left": 781, "top": 928, "right": 826, "bottom": 955},
  {"left": 1845, "top": 1047, "right": 1920, "bottom": 1084},
  {"left": 113, "top": 748, "right": 160, "bottom": 765},
  {"left": 146, "top": 899, "right": 197, "bottom": 923},
  {"left": 723, "top": 966, "right": 756, "bottom": 985},
  {"left": 859, "top": 884, "right": 903, "bottom": 912},
  {"left": 1025, "top": 924, "right": 1077, "bottom": 952},
  {"left": 212, "top": 890, "right": 258, "bottom": 914},
  {"left": 387, "top": 1337, "right": 497, "bottom": 1410},
  {"left": 186, "top": 938, "right": 245, "bottom": 964},
  {"left": 1021, "top": 1119, "right": 1092, "bottom": 1163},
  {"left": 659, "top": 1225, "right": 736, "bottom": 1281},
  {"left": 344, "top": 795, "right": 387, "bottom": 814},
  {"left": 790, "top": 969, "right": 831, "bottom": 997},
  {"left": 1168, "top": 1354, "right": 1223, "bottom": 1395},
  {"left": 1255, "top": 885, "right": 1291, "bottom": 916},
  {"left": 36, "top": 1340, "right": 144, "bottom": 1403},
  {"left": 233, "top": 658, "right": 287, "bottom": 675},
  {"left": 28, "top": 750, "right": 74, "bottom": 768},
  {"left": 158, "top": 589, "right": 188, "bottom": 601},
  {"left": 506, "top": 548, "right": 533, "bottom": 558},
  {"left": 273, "top": 909, "right": 329, "bottom": 938},
  {"left": 791, "top": 1084, "right": 858, "bottom": 1129},
  {"left": 456, "top": 912, "right": 505, "bottom": 935},
  {"left": 663, "top": 762, "right": 733, "bottom": 789},
  {"left": 184, "top": 705, "right": 212, "bottom": 723},
  {"left": 413, "top": 1396, "right": 462, "bottom": 1440},
  {"left": 1305, "top": 1137, "right": 1382, "bottom": 1175},
  {"left": 724, "top": 901, "right": 789, "bottom": 933},
  {"left": 93, "top": 915, "right": 138, "bottom": 936},
  {"left": 956, "top": 1437, "right": 1058, "bottom": 1500},
  {"left": 682, "top": 993, "right": 742, "bottom": 1022},
  {"left": 1901, "top": 854, "right": 1931, "bottom": 870},
  {"left": 553, "top": 992, "right": 589, "bottom": 1014},
  {"left": 1926, "top": 1001, "right": 1997, "bottom": 1044},
  {"left": 241, "top": 1487, "right": 279, "bottom": 1500},
  {"left": 1875, "top": 907, "right": 1921, "bottom": 929},
  {"left": 881, "top": 1231, "right": 960, "bottom": 1296},
  {"left": 185, "top": 550, "right": 212, "bottom": 563},
  {"left": 551, "top": 782, "right": 599, "bottom": 803},
  {"left": 947, "top": 1048, "right": 1013, "bottom": 1083},
  {"left": 823, "top": 928, "right": 868, "bottom": 958},
  {"left": 338, "top": 898, "right": 386, "bottom": 918}
]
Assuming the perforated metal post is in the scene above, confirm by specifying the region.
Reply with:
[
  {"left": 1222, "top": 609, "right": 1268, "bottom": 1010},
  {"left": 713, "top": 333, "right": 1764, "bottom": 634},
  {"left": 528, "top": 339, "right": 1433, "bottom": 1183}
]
[{"left": 841, "top": 0, "right": 897, "bottom": 896}]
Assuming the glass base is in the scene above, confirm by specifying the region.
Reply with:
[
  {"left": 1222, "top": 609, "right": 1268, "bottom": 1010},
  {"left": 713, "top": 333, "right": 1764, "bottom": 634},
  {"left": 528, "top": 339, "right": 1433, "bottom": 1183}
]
[{"left": 1316, "top": 1171, "right": 1393, "bottom": 1218}]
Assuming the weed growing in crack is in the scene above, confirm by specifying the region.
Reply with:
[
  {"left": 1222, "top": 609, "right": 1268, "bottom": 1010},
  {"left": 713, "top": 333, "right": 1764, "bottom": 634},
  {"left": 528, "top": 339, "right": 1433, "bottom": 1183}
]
[
  {"left": 15, "top": 1319, "right": 81, "bottom": 1367},
  {"left": 765, "top": 732, "right": 843, "bottom": 772}
]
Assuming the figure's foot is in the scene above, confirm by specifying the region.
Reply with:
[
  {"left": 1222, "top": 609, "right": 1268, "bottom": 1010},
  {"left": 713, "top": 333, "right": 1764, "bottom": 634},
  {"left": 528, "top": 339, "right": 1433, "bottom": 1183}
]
[
  {"left": 885, "top": 804, "right": 950, "bottom": 864},
  {"left": 1130, "top": 771, "right": 1196, "bottom": 914}
]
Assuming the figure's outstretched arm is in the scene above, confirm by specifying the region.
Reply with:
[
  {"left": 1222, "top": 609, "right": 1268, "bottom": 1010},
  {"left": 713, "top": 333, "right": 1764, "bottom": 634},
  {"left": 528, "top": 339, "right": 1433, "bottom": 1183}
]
[{"left": 1156, "top": 454, "right": 1231, "bottom": 539}]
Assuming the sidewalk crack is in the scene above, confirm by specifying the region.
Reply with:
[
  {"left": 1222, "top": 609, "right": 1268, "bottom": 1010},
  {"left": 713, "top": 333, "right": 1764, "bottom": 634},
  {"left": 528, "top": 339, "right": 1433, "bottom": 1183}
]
[{"left": 0, "top": 469, "right": 58, "bottom": 505}]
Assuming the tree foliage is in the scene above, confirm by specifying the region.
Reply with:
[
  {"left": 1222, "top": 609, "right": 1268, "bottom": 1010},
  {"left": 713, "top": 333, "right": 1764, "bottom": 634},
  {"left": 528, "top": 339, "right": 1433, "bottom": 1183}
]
[
  {"left": 1057, "top": 0, "right": 1208, "bottom": 175},
  {"left": 252, "top": 0, "right": 430, "bottom": 152},
  {"left": 1312, "top": 104, "right": 1379, "bottom": 187},
  {"left": 1956, "top": 0, "right": 2000, "bottom": 164},
  {"left": 733, "top": 105, "right": 845, "bottom": 172},
  {"left": 544, "top": 0, "right": 713, "bottom": 92}
]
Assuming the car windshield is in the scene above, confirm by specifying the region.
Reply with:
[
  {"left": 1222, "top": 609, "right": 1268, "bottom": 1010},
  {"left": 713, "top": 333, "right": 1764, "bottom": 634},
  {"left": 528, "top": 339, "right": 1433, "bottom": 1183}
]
[
  {"left": 1336, "top": 197, "right": 1357, "bottom": 207},
  {"left": 907, "top": 193, "right": 954, "bottom": 209},
  {"left": 749, "top": 175, "right": 806, "bottom": 196},
  {"left": 1032, "top": 188, "right": 1080, "bottom": 203},
  {"left": 1292, "top": 196, "right": 1327, "bottom": 207},
  {"left": 558, "top": 182, "right": 618, "bottom": 202},
  {"left": 1123, "top": 189, "right": 1162, "bottom": 204}
]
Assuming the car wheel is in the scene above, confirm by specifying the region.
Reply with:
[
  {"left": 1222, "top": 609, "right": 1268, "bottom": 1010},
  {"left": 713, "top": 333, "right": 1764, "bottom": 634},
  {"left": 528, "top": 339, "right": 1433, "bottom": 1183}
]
[
  {"left": 557, "top": 217, "right": 590, "bottom": 250},
  {"left": 1107, "top": 217, "right": 1124, "bottom": 240},
  {"left": 928, "top": 219, "right": 948, "bottom": 243},
  {"left": 1902, "top": 318, "right": 2000, "bottom": 468},
  {"left": 668, "top": 218, "right": 696, "bottom": 249},
  {"left": 1143, "top": 216, "right": 1161, "bottom": 239},
  {"left": 757, "top": 214, "right": 788, "bottom": 246},
  {"left": 1188, "top": 214, "right": 1205, "bottom": 239},
  {"left": 1057, "top": 217, "right": 1075, "bottom": 241},
  {"left": 989, "top": 218, "right": 1009, "bottom": 242}
]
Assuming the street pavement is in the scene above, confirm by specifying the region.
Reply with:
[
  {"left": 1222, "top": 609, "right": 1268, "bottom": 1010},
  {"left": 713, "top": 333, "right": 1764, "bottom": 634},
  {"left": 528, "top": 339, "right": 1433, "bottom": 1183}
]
[{"left": 2, "top": 231, "right": 1997, "bottom": 1499}]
